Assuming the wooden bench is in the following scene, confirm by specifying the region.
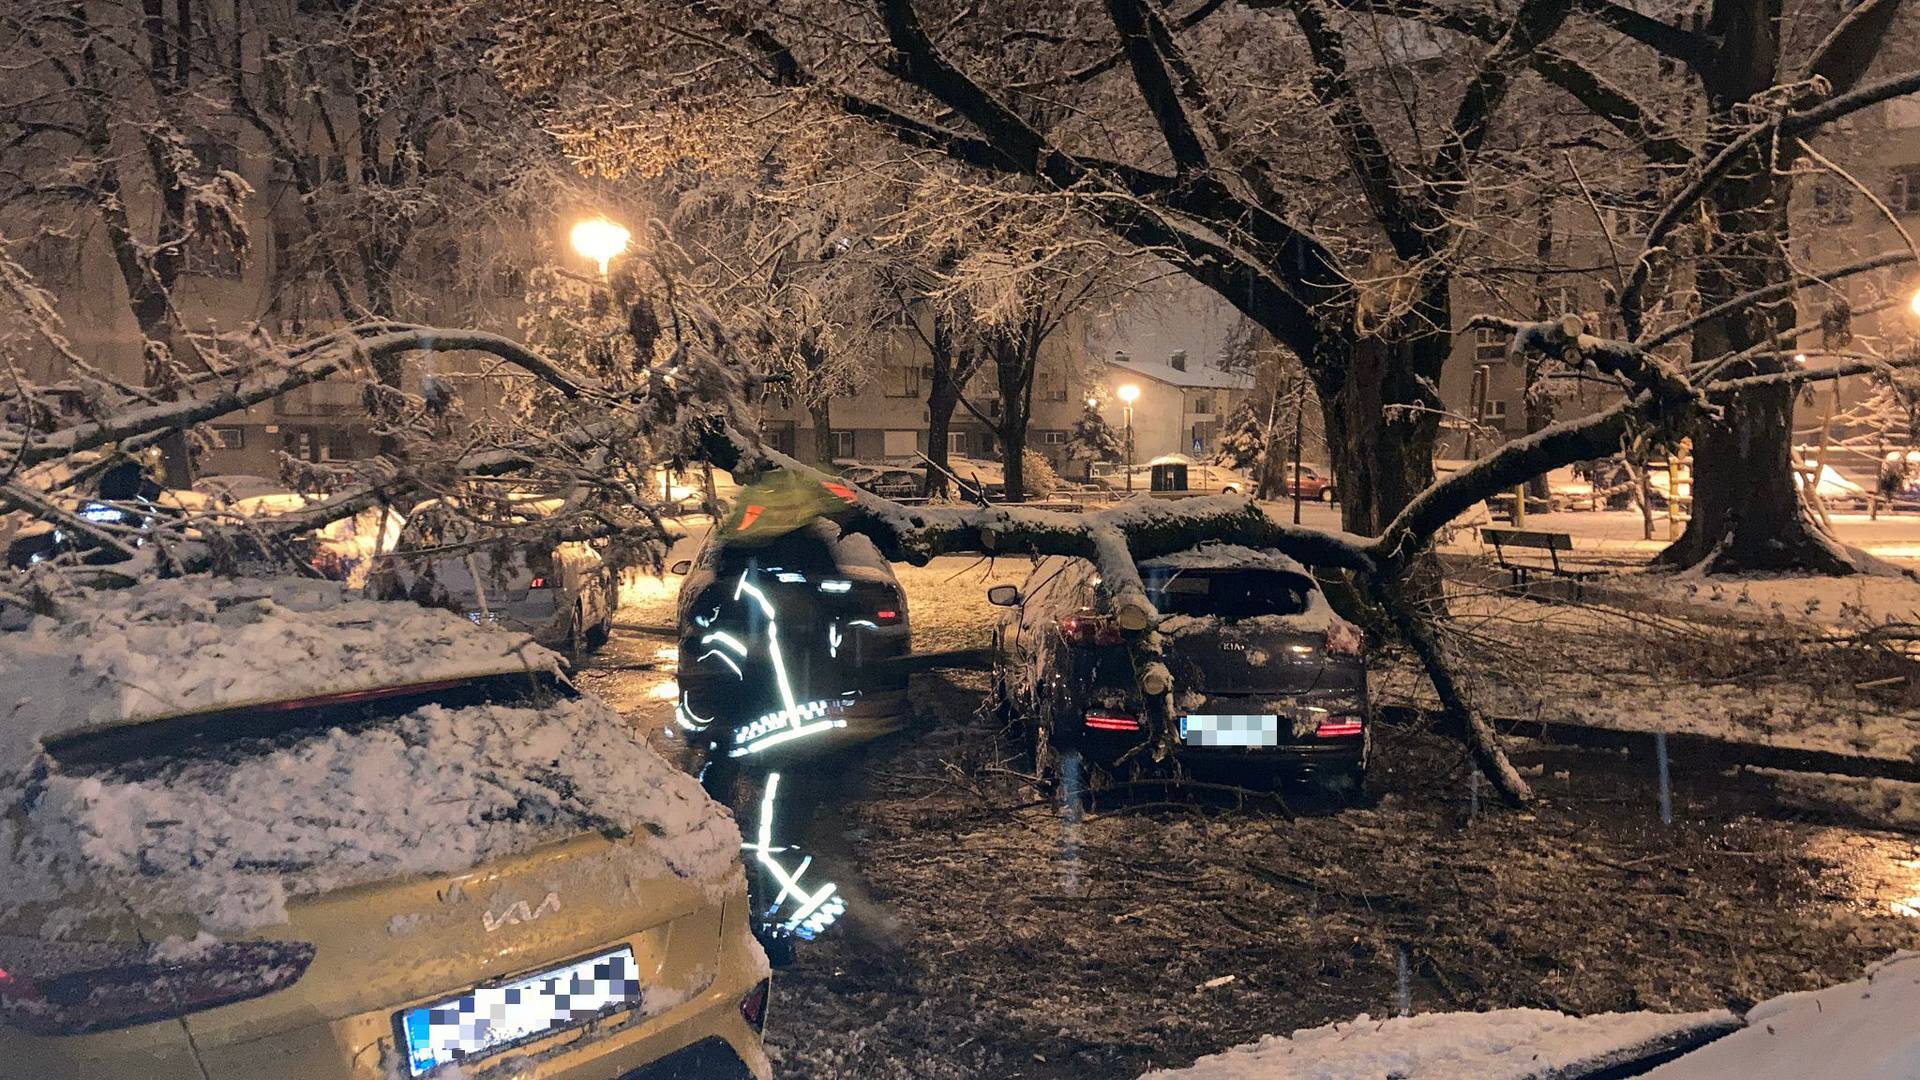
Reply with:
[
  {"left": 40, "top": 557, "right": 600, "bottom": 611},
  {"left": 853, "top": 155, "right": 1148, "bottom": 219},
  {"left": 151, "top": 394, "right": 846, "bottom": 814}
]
[{"left": 1479, "top": 528, "right": 1601, "bottom": 592}]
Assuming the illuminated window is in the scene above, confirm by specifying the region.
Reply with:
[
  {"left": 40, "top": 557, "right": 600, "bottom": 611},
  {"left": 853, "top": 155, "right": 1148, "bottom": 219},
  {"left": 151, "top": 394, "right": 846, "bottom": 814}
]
[
  {"left": 831, "top": 430, "right": 855, "bottom": 459},
  {"left": 209, "top": 425, "right": 246, "bottom": 450}
]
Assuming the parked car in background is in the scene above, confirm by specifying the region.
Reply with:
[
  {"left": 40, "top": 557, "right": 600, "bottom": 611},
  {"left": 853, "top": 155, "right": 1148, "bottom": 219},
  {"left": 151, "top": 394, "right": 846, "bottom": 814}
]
[
  {"left": 0, "top": 576, "right": 769, "bottom": 1080},
  {"left": 988, "top": 543, "right": 1369, "bottom": 798},
  {"left": 840, "top": 463, "right": 926, "bottom": 500},
  {"left": 1281, "top": 464, "right": 1336, "bottom": 502},
  {"left": 365, "top": 500, "right": 619, "bottom": 653},
  {"left": 674, "top": 516, "right": 911, "bottom": 747}
]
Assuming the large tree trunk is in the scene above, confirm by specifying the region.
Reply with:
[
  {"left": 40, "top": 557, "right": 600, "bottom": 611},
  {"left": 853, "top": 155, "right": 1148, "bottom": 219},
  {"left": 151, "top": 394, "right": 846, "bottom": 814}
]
[
  {"left": 809, "top": 398, "right": 835, "bottom": 467},
  {"left": 1314, "top": 310, "right": 1448, "bottom": 537},
  {"left": 923, "top": 385, "right": 956, "bottom": 498},
  {"left": 1001, "top": 421, "right": 1026, "bottom": 502},
  {"left": 1657, "top": 19, "right": 1854, "bottom": 575}
]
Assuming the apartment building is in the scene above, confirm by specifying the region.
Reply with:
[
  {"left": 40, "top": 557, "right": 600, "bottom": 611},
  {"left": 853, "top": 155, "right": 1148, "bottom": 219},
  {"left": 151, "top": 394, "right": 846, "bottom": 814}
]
[
  {"left": 1433, "top": 98, "right": 1920, "bottom": 461},
  {"left": 1092, "top": 350, "right": 1253, "bottom": 462},
  {"left": 760, "top": 315, "right": 1097, "bottom": 468}
]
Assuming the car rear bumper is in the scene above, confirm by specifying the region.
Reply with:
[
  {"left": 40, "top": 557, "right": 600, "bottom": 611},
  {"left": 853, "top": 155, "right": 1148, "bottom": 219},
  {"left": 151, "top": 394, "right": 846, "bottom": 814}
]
[{"left": 4, "top": 890, "right": 772, "bottom": 1080}]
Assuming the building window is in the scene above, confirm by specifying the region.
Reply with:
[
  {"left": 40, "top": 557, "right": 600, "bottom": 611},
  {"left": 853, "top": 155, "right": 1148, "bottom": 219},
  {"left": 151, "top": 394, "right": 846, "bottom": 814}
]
[
  {"left": 831, "top": 430, "right": 855, "bottom": 460},
  {"left": 210, "top": 425, "right": 246, "bottom": 450},
  {"left": 318, "top": 428, "right": 356, "bottom": 461},
  {"left": 1482, "top": 400, "right": 1509, "bottom": 423},
  {"left": 884, "top": 363, "right": 921, "bottom": 398},
  {"left": 284, "top": 428, "right": 315, "bottom": 461},
  {"left": 1474, "top": 327, "right": 1507, "bottom": 363},
  {"left": 1041, "top": 430, "right": 1067, "bottom": 445},
  {"left": 1812, "top": 178, "right": 1855, "bottom": 224},
  {"left": 1892, "top": 165, "right": 1920, "bottom": 215},
  {"left": 948, "top": 431, "right": 968, "bottom": 455},
  {"left": 1189, "top": 394, "right": 1212, "bottom": 415}
]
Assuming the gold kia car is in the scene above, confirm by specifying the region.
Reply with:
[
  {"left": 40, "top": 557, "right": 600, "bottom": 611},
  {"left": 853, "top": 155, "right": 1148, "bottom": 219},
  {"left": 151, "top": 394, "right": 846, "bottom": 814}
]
[{"left": 0, "top": 576, "right": 770, "bottom": 1079}]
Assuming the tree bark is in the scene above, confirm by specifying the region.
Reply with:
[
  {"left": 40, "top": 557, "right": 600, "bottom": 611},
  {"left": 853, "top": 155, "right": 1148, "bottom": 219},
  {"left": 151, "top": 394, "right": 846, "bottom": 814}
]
[
  {"left": 809, "top": 397, "right": 835, "bottom": 467},
  {"left": 1656, "top": 28, "right": 1854, "bottom": 574},
  {"left": 1313, "top": 304, "right": 1449, "bottom": 537}
]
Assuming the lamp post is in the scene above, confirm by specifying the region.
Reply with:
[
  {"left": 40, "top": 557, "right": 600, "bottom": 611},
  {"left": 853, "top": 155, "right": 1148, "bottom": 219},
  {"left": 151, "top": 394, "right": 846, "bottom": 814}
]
[
  {"left": 570, "top": 216, "right": 631, "bottom": 278},
  {"left": 1117, "top": 383, "right": 1140, "bottom": 493}
]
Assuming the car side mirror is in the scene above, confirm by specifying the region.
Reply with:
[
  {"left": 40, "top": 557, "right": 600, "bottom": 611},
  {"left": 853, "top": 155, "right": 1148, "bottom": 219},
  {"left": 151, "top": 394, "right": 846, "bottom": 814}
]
[
  {"left": 986, "top": 584, "right": 1021, "bottom": 607},
  {"left": 669, "top": 559, "right": 692, "bottom": 575}
]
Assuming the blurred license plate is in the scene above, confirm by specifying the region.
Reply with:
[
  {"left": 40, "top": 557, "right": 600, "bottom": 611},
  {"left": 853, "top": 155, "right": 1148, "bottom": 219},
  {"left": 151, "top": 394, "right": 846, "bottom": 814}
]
[
  {"left": 399, "top": 946, "right": 641, "bottom": 1075},
  {"left": 1181, "top": 714, "right": 1281, "bottom": 747}
]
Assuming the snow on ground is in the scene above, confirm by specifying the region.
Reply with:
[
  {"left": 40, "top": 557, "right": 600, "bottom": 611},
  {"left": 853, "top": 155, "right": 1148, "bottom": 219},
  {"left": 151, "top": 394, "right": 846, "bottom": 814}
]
[
  {"left": 1379, "top": 591, "right": 1920, "bottom": 764},
  {"left": 1642, "top": 953, "right": 1920, "bottom": 1079},
  {"left": 1589, "top": 565, "right": 1920, "bottom": 629},
  {"left": 1751, "top": 769, "right": 1920, "bottom": 840},
  {"left": 1443, "top": 508, "right": 1920, "bottom": 570},
  {"left": 1142, "top": 954, "right": 1920, "bottom": 1080},
  {"left": 1137, "top": 1006, "right": 1734, "bottom": 1080},
  {"left": 0, "top": 575, "right": 559, "bottom": 774}
]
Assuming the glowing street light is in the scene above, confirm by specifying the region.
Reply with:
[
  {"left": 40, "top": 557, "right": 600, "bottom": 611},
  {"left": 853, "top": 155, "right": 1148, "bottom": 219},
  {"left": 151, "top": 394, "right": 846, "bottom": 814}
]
[
  {"left": 570, "top": 217, "right": 630, "bottom": 277},
  {"left": 1910, "top": 284, "right": 1920, "bottom": 320},
  {"left": 1117, "top": 383, "right": 1141, "bottom": 493}
]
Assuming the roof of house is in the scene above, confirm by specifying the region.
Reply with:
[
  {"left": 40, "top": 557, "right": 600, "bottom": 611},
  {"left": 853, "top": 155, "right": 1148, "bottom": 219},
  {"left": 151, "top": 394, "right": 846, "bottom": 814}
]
[{"left": 1108, "top": 358, "right": 1252, "bottom": 391}]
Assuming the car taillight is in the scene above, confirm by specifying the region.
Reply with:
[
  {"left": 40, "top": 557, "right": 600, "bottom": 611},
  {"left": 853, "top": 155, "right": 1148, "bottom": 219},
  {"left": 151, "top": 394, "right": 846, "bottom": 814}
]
[
  {"left": 1084, "top": 710, "right": 1141, "bottom": 732},
  {"left": 739, "top": 978, "right": 770, "bottom": 1032},
  {"left": 1325, "top": 619, "right": 1365, "bottom": 657},
  {"left": 528, "top": 575, "right": 550, "bottom": 589},
  {"left": 876, "top": 609, "right": 900, "bottom": 623},
  {"left": 1316, "top": 715, "right": 1365, "bottom": 738},
  {"left": 0, "top": 935, "right": 314, "bottom": 1036},
  {"left": 1059, "top": 611, "right": 1124, "bottom": 647}
]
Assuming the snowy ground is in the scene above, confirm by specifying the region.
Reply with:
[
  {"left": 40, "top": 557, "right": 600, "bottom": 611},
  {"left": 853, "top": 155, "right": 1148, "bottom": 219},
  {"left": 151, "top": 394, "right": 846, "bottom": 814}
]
[
  {"left": 1439, "top": 507, "right": 1920, "bottom": 568},
  {"left": 1138, "top": 1006, "right": 1733, "bottom": 1080},
  {"left": 1143, "top": 952, "right": 1920, "bottom": 1080}
]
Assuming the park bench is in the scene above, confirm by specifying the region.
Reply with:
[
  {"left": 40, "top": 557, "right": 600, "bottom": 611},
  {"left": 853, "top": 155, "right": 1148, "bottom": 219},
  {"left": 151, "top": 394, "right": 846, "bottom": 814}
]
[{"left": 1479, "top": 527, "right": 1603, "bottom": 592}]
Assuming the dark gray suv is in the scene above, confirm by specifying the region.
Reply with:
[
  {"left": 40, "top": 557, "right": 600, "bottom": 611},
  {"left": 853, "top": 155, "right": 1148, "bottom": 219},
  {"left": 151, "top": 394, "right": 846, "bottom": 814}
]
[{"left": 988, "top": 543, "right": 1369, "bottom": 796}]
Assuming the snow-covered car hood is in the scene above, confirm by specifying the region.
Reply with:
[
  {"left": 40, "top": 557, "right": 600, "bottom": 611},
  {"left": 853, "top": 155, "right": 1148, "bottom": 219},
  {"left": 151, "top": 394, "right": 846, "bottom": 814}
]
[{"left": 0, "top": 575, "right": 561, "bottom": 777}]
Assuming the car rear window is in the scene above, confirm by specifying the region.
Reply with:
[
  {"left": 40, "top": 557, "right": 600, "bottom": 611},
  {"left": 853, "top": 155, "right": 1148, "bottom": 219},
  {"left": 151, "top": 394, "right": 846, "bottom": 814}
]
[
  {"left": 42, "top": 673, "right": 561, "bottom": 778},
  {"left": 1143, "top": 569, "right": 1315, "bottom": 619}
]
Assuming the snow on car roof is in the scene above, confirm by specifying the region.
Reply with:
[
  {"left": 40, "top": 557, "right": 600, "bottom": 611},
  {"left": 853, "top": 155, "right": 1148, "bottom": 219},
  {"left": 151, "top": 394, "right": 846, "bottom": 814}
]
[
  {"left": 0, "top": 577, "right": 740, "bottom": 931},
  {"left": 0, "top": 575, "right": 560, "bottom": 777},
  {"left": 1, "top": 693, "right": 741, "bottom": 930},
  {"left": 1137, "top": 542, "right": 1313, "bottom": 576}
]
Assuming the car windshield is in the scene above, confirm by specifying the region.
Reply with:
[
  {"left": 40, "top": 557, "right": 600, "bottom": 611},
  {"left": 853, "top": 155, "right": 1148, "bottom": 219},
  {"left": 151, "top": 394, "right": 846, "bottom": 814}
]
[{"left": 1143, "top": 568, "right": 1315, "bottom": 619}]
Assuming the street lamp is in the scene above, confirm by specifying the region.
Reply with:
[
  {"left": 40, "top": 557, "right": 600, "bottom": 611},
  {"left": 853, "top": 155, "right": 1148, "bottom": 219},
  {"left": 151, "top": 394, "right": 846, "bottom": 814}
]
[
  {"left": 1910, "top": 284, "right": 1920, "bottom": 320},
  {"left": 570, "top": 217, "right": 630, "bottom": 278},
  {"left": 1117, "top": 383, "right": 1141, "bottom": 493}
]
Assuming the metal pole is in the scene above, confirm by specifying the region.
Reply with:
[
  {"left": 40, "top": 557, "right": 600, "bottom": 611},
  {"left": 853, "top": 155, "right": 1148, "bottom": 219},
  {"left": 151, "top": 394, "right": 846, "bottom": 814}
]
[
  {"left": 1655, "top": 731, "right": 1673, "bottom": 826},
  {"left": 1125, "top": 406, "right": 1135, "bottom": 493}
]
